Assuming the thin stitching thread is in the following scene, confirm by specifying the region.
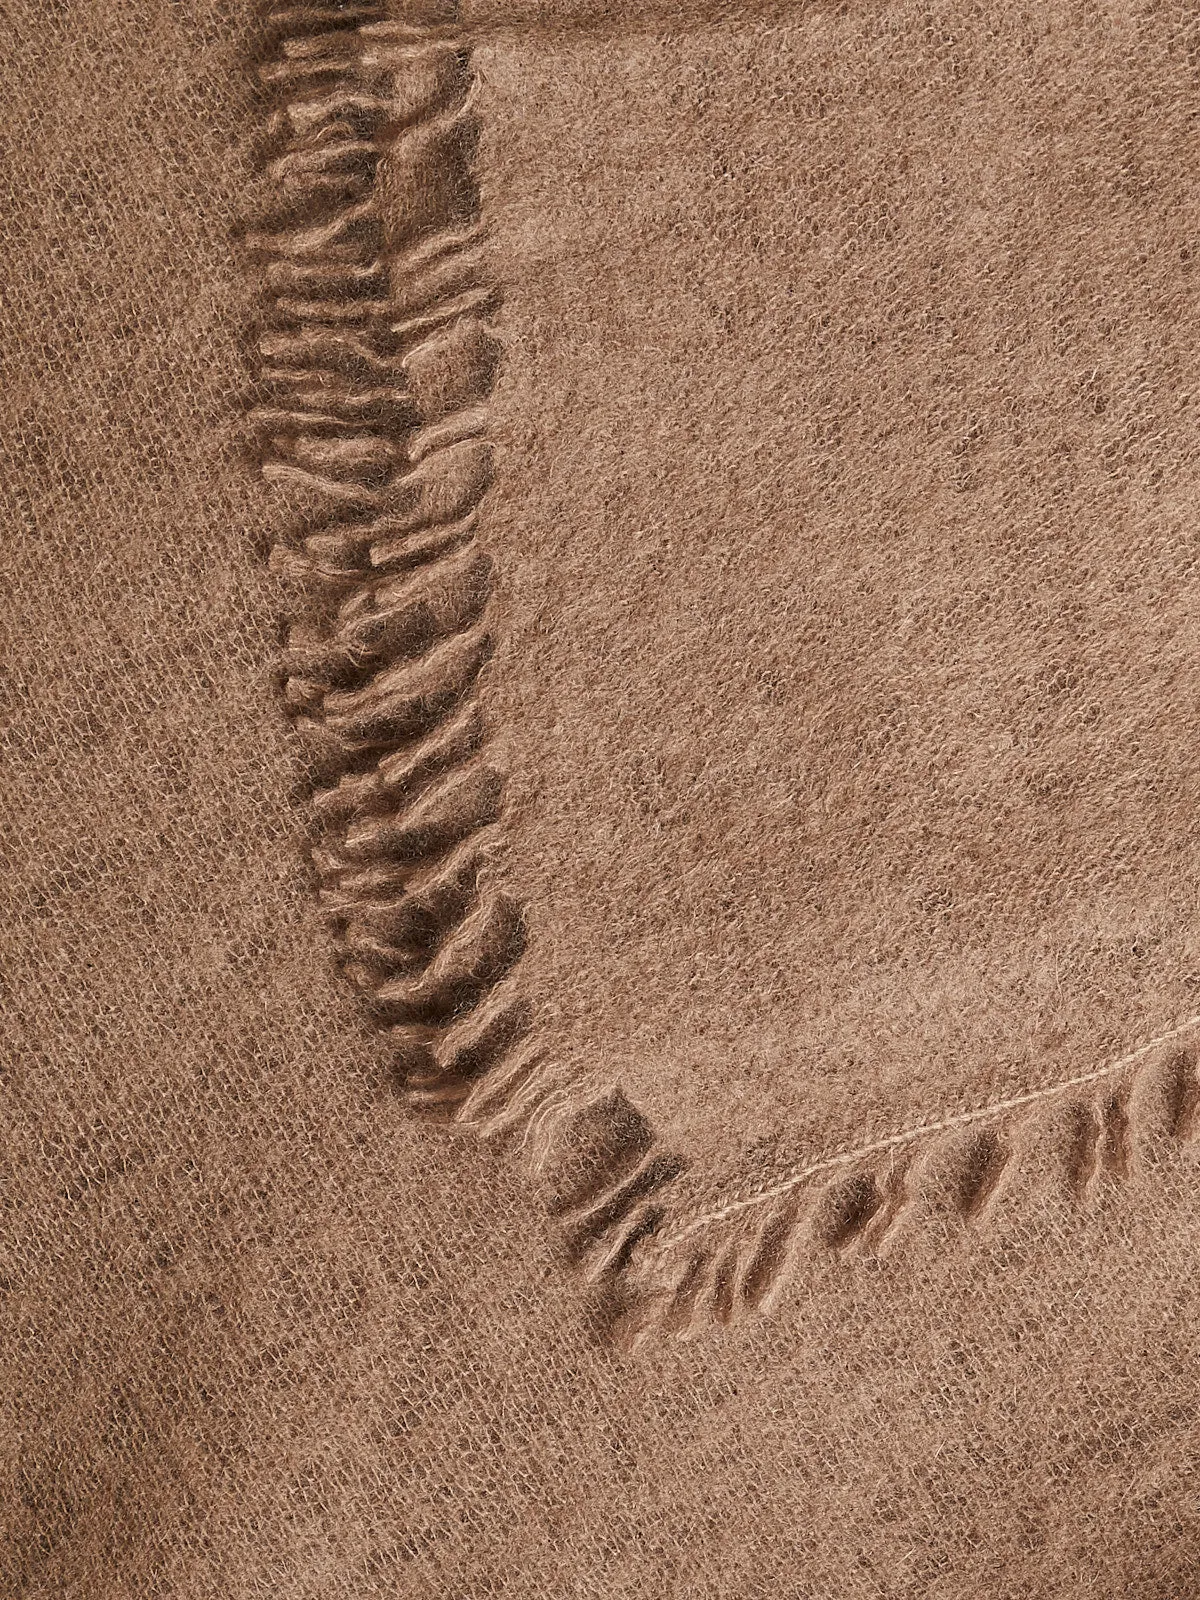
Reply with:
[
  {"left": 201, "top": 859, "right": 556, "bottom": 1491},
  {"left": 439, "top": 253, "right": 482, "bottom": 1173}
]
[{"left": 649, "top": 1013, "right": 1200, "bottom": 1254}]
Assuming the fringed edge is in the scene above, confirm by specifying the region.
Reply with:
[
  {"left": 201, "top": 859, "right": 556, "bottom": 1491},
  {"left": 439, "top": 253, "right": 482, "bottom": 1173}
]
[
  {"left": 249, "top": 0, "right": 543, "bottom": 1119},
  {"left": 248, "top": 2, "right": 697, "bottom": 1298},
  {"left": 602, "top": 1027, "right": 1200, "bottom": 1348}
]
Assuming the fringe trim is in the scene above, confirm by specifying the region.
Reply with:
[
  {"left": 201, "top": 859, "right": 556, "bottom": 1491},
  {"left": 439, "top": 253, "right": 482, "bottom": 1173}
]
[
  {"left": 251, "top": 4, "right": 530, "bottom": 1109},
  {"left": 249, "top": 0, "right": 693, "bottom": 1294},
  {"left": 605, "top": 1023, "right": 1200, "bottom": 1348}
]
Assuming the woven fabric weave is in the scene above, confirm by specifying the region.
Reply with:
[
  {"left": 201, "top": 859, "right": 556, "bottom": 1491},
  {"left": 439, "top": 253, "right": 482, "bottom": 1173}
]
[{"left": 3, "top": 1, "right": 1200, "bottom": 1593}]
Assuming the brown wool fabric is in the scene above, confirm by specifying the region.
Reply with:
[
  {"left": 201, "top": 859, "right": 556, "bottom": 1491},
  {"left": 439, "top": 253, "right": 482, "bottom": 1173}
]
[{"left": 4, "top": 0, "right": 1200, "bottom": 1594}]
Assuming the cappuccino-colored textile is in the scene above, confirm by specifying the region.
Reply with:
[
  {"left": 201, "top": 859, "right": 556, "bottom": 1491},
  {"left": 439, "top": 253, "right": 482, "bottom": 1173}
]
[
  {"left": 4, "top": 1, "right": 1200, "bottom": 1595},
  {"left": 482, "top": 0, "right": 1200, "bottom": 1190}
]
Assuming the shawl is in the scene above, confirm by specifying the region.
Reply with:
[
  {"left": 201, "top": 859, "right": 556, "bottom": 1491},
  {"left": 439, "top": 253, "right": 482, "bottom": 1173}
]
[{"left": 4, "top": 0, "right": 1199, "bottom": 1591}]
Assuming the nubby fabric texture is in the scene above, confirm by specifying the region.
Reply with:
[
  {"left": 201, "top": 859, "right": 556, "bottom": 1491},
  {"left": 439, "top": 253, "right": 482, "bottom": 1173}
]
[{"left": 4, "top": 0, "right": 1200, "bottom": 1593}]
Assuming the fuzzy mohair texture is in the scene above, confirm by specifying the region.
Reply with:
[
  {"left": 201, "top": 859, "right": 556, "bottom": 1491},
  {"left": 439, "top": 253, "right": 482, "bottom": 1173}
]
[{"left": 4, "top": 0, "right": 1200, "bottom": 1595}]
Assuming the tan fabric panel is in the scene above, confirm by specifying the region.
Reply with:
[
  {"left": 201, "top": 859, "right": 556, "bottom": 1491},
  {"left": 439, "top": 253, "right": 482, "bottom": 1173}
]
[{"left": 3, "top": 2, "right": 1199, "bottom": 1593}]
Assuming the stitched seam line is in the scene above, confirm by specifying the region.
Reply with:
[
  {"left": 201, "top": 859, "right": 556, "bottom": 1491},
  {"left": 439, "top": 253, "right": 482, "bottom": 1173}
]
[{"left": 649, "top": 1013, "right": 1200, "bottom": 1254}]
